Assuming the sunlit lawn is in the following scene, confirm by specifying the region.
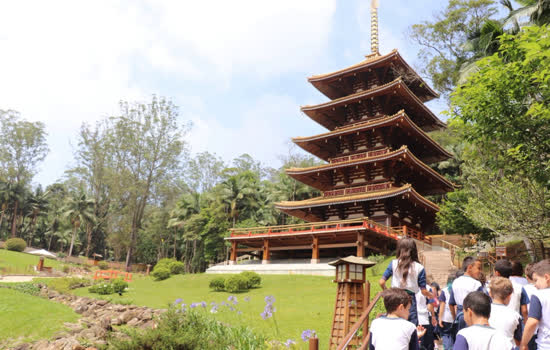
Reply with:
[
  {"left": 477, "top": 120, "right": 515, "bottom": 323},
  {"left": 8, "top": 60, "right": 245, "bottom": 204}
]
[
  {"left": 0, "top": 249, "right": 62, "bottom": 275},
  {"left": 0, "top": 288, "right": 78, "bottom": 346},
  {"left": 73, "top": 257, "right": 392, "bottom": 347}
]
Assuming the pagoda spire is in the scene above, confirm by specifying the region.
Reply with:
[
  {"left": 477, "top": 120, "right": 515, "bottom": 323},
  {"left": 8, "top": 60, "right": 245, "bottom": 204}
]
[{"left": 370, "top": 0, "right": 380, "bottom": 54}]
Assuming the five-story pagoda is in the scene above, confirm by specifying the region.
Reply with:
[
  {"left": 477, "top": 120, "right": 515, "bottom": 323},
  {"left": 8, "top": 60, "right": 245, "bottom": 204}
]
[{"left": 226, "top": 1, "right": 454, "bottom": 264}]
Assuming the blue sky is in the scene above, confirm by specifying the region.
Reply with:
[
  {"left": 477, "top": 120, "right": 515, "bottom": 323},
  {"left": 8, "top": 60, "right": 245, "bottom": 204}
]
[{"left": 0, "top": 0, "right": 465, "bottom": 186}]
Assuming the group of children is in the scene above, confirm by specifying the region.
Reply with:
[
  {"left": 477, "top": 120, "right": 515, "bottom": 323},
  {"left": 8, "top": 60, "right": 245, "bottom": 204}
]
[{"left": 368, "top": 238, "right": 550, "bottom": 350}]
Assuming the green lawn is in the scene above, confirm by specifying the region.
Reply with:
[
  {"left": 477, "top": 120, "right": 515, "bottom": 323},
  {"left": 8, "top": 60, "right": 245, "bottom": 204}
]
[
  {"left": 0, "top": 249, "right": 62, "bottom": 275},
  {"left": 0, "top": 288, "right": 79, "bottom": 346},
  {"left": 73, "top": 257, "right": 392, "bottom": 347}
]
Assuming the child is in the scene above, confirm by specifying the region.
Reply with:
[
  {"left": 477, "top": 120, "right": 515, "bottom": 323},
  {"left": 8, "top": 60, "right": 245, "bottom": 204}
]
[
  {"left": 438, "top": 274, "right": 457, "bottom": 350},
  {"left": 454, "top": 291, "right": 512, "bottom": 350},
  {"left": 523, "top": 263, "right": 538, "bottom": 350},
  {"left": 488, "top": 277, "right": 522, "bottom": 348},
  {"left": 380, "top": 238, "right": 432, "bottom": 325},
  {"left": 369, "top": 288, "right": 426, "bottom": 350},
  {"left": 449, "top": 257, "right": 483, "bottom": 331},
  {"left": 520, "top": 259, "right": 550, "bottom": 350},
  {"left": 416, "top": 282, "right": 436, "bottom": 350},
  {"left": 493, "top": 259, "right": 529, "bottom": 322},
  {"left": 510, "top": 261, "right": 529, "bottom": 286}
]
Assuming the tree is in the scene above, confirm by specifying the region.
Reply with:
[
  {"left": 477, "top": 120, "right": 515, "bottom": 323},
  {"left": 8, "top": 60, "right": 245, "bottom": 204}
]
[
  {"left": 63, "top": 191, "right": 95, "bottom": 257},
  {"left": 107, "top": 96, "right": 190, "bottom": 270},
  {"left": 0, "top": 110, "right": 49, "bottom": 185}
]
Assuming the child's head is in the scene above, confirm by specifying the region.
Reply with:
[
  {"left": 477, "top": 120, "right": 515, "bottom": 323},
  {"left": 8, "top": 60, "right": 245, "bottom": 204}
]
[
  {"left": 462, "top": 291, "right": 491, "bottom": 326},
  {"left": 494, "top": 259, "right": 512, "bottom": 278},
  {"left": 525, "top": 262, "right": 536, "bottom": 283},
  {"left": 511, "top": 261, "right": 523, "bottom": 277},
  {"left": 532, "top": 259, "right": 550, "bottom": 290},
  {"left": 447, "top": 273, "right": 456, "bottom": 289},
  {"left": 382, "top": 288, "right": 411, "bottom": 319},
  {"left": 489, "top": 276, "right": 513, "bottom": 305},
  {"left": 395, "top": 238, "right": 419, "bottom": 283},
  {"left": 462, "top": 256, "right": 482, "bottom": 279}
]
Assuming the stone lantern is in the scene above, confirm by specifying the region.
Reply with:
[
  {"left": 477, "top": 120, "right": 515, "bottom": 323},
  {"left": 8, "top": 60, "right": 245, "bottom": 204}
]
[{"left": 328, "top": 256, "right": 376, "bottom": 349}]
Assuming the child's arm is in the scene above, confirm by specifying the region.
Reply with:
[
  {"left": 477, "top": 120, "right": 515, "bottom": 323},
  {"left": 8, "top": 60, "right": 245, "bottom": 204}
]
[
  {"left": 514, "top": 317, "right": 522, "bottom": 347},
  {"left": 417, "top": 268, "right": 432, "bottom": 297},
  {"left": 520, "top": 287, "right": 529, "bottom": 323},
  {"left": 448, "top": 288, "right": 457, "bottom": 320},
  {"left": 520, "top": 318, "right": 539, "bottom": 350},
  {"left": 378, "top": 261, "right": 393, "bottom": 290},
  {"left": 437, "top": 291, "right": 446, "bottom": 327}
]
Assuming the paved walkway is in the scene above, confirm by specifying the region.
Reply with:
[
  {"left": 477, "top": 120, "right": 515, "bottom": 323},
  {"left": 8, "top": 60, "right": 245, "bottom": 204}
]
[{"left": 0, "top": 275, "right": 39, "bottom": 283}]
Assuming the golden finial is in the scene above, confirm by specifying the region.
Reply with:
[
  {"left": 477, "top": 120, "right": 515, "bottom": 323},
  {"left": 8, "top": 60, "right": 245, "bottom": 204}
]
[{"left": 371, "top": 0, "right": 380, "bottom": 55}]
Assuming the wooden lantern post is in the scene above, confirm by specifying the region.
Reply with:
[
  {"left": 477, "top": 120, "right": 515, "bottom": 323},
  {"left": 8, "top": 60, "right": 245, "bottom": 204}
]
[{"left": 328, "top": 256, "right": 376, "bottom": 349}]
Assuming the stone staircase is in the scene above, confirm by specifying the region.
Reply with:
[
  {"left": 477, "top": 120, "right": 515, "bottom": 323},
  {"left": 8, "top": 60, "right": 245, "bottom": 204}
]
[{"left": 422, "top": 248, "right": 458, "bottom": 288}]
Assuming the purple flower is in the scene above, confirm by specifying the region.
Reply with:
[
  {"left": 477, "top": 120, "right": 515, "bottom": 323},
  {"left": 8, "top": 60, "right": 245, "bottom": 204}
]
[
  {"left": 265, "top": 295, "right": 275, "bottom": 304},
  {"left": 174, "top": 298, "right": 183, "bottom": 304},
  {"left": 260, "top": 311, "right": 271, "bottom": 320},
  {"left": 284, "top": 339, "right": 296, "bottom": 348},
  {"left": 261, "top": 295, "right": 276, "bottom": 320},
  {"left": 228, "top": 295, "right": 238, "bottom": 305},
  {"left": 190, "top": 303, "right": 198, "bottom": 309},
  {"left": 237, "top": 311, "right": 242, "bottom": 315},
  {"left": 301, "top": 329, "right": 316, "bottom": 342},
  {"left": 210, "top": 305, "right": 218, "bottom": 314},
  {"left": 200, "top": 301, "right": 207, "bottom": 308},
  {"left": 229, "top": 306, "right": 235, "bottom": 312},
  {"left": 244, "top": 296, "right": 251, "bottom": 302}
]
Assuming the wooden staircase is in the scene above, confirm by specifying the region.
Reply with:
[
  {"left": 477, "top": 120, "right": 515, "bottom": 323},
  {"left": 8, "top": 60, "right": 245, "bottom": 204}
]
[{"left": 422, "top": 249, "right": 458, "bottom": 288}]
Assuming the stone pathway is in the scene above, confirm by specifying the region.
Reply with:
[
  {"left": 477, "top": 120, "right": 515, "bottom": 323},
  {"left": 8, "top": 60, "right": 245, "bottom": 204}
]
[{"left": 0, "top": 275, "right": 36, "bottom": 283}]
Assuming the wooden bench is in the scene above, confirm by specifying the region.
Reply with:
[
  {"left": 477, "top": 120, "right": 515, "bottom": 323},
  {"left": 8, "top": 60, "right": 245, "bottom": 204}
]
[{"left": 93, "top": 269, "right": 132, "bottom": 282}]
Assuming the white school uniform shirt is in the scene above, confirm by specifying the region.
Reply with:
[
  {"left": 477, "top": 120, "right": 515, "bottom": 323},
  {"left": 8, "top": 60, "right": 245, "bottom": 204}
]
[
  {"left": 510, "top": 276, "right": 528, "bottom": 286},
  {"left": 529, "top": 288, "right": 550, "bottom": 350},
  {"left": 524, "top": 283, "right": 538, "bottom": 312},
  {"left": 389, "top": 260, "right": 425, "bottom": 293},
  {"left": 450, "top": 275, "right": 482, "bottom": 308},
  {"left": 369, "top": 316, "right": 417, "bottom": 350},
  {"left": 507, "top": 281, "right": 527, "bottom": 314},
  {"left": 454, "top": 325, "right": 513, "bottom": 350},
  {"left": 416, "top": 285, "right": 433, "bottom": 325},
  {"left": 438, "top": 287, "right": 455, "bottom": 323},
  {"left": 488, "top": 303, "right": 521, "bottom": 349}
]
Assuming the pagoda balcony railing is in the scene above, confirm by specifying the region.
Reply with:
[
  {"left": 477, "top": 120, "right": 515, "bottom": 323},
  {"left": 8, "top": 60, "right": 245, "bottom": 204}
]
[
  {"left": 323, "top": 182, "right": 393, "bottom": 198},
  {"left": 392, "top": 225, "right": 432, "bottom": 245},
  {"left": 228, "top": 217, "right": 402, "bottom": 240},
  {"left": 329, "top": 148, "right": 390, "bottom": 164}
]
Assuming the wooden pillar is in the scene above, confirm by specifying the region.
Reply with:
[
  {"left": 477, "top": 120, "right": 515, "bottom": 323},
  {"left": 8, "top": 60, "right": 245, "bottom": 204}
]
[
  {"left": 262, "top": 239, "right": 270, "bottom": 264},
  {"left": 229, "top": 241, "right": 237, "bottom": 265},
  {"left": 356, "top": 232, "right": 365, "bottom": 257},
  {"left": 37, "top": 256, "right": 44, "bottom": 272},
  {"left": 311, "top": 236, "right": 320, "bottom": 264},
  {"left": 146, "top": 264, "right": 151, "bottom": 275},
  {"left": 363, "top": 279, "right": 371, "bottom": 343}
]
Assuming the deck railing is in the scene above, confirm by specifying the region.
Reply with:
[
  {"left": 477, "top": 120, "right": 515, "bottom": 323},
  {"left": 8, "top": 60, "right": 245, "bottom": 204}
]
[
  {"left": 323, "top": 182, "right": 393, "bottom": 198},
  {"left": 393, "top": 225, "right": 432, "bottom": 245},
  {"left": 439, "top": 239, "right": 462, "bottom": 268},
  {"left": 337, "top": 292, "right": 383, "bottom": 350},
  {"left": 229, "top": 217, "right": 401, "bottom": 240},
  {"left": 329, "top": 148, "right": 390, "bottom": 164}
]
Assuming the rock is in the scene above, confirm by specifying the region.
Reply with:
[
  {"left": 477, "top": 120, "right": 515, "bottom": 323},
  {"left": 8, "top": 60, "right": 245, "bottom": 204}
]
[
  {"left": 72, "top": 345, "right": 86, "bottom": 350},
  {"left": 140, "top": 310, "right": 153, "bottom": 321},
  {"left": 96, "top": 299, "right": 108, "bottom": 306},
  {"left": 47, "top": 290, "right": 60, "bottom": 299},
  {"left": 74, "top": 305, "right": 88, "bottom": 314},
  {"left": 117, "top": 310, "right": 136, "bottom": 324},
  {"left": 127, "top": 317, "right": 141, "bottom": 327}
]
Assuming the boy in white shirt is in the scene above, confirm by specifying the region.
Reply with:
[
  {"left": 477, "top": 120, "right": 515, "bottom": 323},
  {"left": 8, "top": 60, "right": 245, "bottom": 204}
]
[
  {"left": 523, "top": 263, "right": 538, "bottom": 350},
  {"left": 449, "top": 257, "right": 483, "bottom": 331},
  {"left": 494, "top": 259, "right": 530, "bottom": 322},
  {"left": 438, "top": 274, "right": 457, "bottom": 350},
  {"left": 454, "top": 291, "right": 512, "bottom": 350},
  {"left": 488, "top": 276, "right": 523, "bottom": 348},
  {"left": 369, "top": 288, "right": 426, "bottom": 350},
  {"left": 521, "top": 259, "right": 550, "bottom": 350}
]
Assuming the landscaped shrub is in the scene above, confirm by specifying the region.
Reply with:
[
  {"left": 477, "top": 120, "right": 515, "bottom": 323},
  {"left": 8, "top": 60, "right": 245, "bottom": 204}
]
[
  {"left": 169, "top": 261, "right": 185, "bottom": 275},
  {"left": 151, "top": 267, "right": 171, "bottom": 281},
  {"left": 61, "top": 265, "right": 70, "bottom": 273},
  {"left": 89, "top": 283, "right": 114, "bottom": 295},
  {"left": 155, "top": 258, "right": 176, "bottom": 270},
  {"left": 0, "top": 282, "right": 41, "bottom": 296},
  {"left": 224, "top": 274, "right": 248, "bottom": 293},
  {"left": 5, "top": 238, "right": 26, "bottom": 252},
  {"left": 240, "top": 271, "right": 261, "bottom": 288},
  {"left": 46, "top": 277, "right": 92, "bottom": 293},
  {"left": 108, "top": 307, "right": 267, "bottom": 350},
  {"left": 57, "top": 252, "right": 66, "bottom": 258},
  {"left": 111, "top": 278, "right": 128, "bottom": 294},
  {"left": 98, "top": 261, "right": 109, "bottom": 270},
  {"left": 209, "top": 277, "right": 226, "bottom": 291}
]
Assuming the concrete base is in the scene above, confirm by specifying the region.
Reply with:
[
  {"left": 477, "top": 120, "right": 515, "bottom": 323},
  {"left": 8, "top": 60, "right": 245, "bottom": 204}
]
[
  {"left": 229, "top": 261, "right": 235, "bottom": 265},
  {"left": 206, "top": 259, "right": 336, "bottom": 276},
  {"left": 310, "top": 259, "right": 320, "bottom": 264},
  {"left": 262, "top": 260, "right": 270, "bottom": 265}
]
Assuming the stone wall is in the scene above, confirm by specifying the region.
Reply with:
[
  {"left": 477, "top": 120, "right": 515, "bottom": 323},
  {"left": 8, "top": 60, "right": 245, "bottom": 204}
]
[{"left": 12, "top": 285, "right": 166, "bottom": 350}]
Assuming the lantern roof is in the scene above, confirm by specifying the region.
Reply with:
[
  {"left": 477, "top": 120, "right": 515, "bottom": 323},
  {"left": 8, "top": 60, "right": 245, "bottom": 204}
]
[{"left": 328, "top": 256, "right": 377, "bottom": 267}]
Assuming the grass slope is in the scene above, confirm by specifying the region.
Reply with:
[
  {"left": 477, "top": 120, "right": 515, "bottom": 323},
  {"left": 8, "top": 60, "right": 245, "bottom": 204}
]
[
  {"left": 73, "top": 257, "right": 393, "bottom": 346},
  {"left": 0, "top": 288, "right": 78, "bottom": 346},
  {"left": 0, "top": 249, "right": 62, "bottom": 275}
]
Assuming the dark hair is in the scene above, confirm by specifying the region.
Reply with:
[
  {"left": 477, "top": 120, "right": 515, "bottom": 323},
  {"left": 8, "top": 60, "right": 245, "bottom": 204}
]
[
  {"left": 447, "top": 273, "right": 456, "bottom": 285},
  {"left": 430, "top": 282, "right": 440, "bottom": 292},
  {"left": 525, "top": 263, "right": 536, "bottom": 279},
  {"left": 463, "top": 291, "right": 491, "bottom": 318},
  {"left": 533, "top": 259, "right": 550, "bottom": 277},
  {"left": 489, "top": 276, "right": 513, "bottom": 300},
  {"left": 382, "top": 288, "right": 411, "bottom": 314},
  {"left": 462, "top": 256, "right": 477, "bottom": 271},
  {"left": 455, "top": 270, "right": 464, "bottom": 279},
  {"left": 495, "top": 259, "right": 513, "bottom": 278},
  {"left": 511, "top": 261, "right": 523, "bottom": 276},
  {"left": 396, "top": 238, "right": 419, "bottom": 284}
]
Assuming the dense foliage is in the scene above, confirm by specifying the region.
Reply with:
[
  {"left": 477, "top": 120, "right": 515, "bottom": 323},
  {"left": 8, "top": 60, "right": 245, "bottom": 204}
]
[{"left": 5, "top": 238, "right": 26, "bottom": 252}]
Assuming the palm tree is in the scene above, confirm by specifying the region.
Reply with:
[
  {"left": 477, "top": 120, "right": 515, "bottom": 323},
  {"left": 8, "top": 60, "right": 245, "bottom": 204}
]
[
  {"left": 24, "top": 187, "right": 50, "bottom": 246},
  {"left": 168, "top": 192, "right": 201, "bottom": 264},
  {"left": 218, "top": 171, "right": 259, "bottom": 228},
  {"left": 5, "top": 182, "right": 27, "bottom": 238},
  {"left": 63, "top": 191, "right": 95, "bottom": 257},
  {"left": 504, "top": 0, "right": 550, "bottom": 27}
]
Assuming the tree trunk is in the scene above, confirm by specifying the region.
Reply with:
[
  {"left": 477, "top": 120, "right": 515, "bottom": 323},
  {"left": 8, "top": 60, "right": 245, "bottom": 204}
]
[
  {"left": 540, "top": 240, "right": 546, "bottom": 260},
  {"left": 11, "top": 200, "right": 18, "bottom": 238},
  {"left": 48, "top": 233, "right": 53, "bottom": 251},
  {"left": 85, "top": 223, "right": 93, "bottom": 257},
  {"left": 523, "top": 237, "right": 536, "bottom": 262},
  {"left": 68, "top": 224, "right": 78, "bottom": 257},
  {"left": 124, "top": 224, "right": 138, "bottom": 272},
  {"left": 173, "top": 228, "right": 177, "bottom": 259}
]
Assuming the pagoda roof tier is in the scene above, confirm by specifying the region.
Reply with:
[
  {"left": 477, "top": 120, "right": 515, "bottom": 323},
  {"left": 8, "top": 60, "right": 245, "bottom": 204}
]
[
  {"left": 301, "top": 78, "right": 446, "bottom": 131},
  {"left": 308, "top": 50, "right": 439, "bottom": 102},
  {"left": 275, "top": 184, "right": 439, "bottom": 222},
  {"left": 285, "top": 146, "right": 455, "bottom": 195},
  {"left": 292, "top": 110, "right": 452, "bottom": 163}
]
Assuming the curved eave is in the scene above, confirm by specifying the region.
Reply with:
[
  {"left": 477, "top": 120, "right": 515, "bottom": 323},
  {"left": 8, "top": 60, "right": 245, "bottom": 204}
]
[
  {"left": 301, "top": 78, "right": 445, "bottom": 132},
  {"left": 275, "top": 184, "right": 440, "bottom": 212},
  {"left": 308, "top": 50, "right": 439, "bottom": 101},
  {"left": 285, "top": 146, "right": 456, "bottom": 193},
  {"left": 292, "top": 111, "right": 453, "bottom": 162}
]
